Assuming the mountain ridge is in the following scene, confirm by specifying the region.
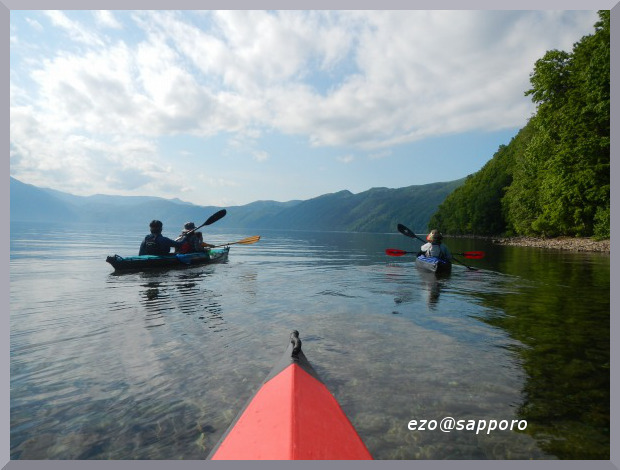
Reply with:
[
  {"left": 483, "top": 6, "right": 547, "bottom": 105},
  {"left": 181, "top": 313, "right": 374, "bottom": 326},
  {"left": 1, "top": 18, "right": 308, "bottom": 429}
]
[{"left": 10, "top": 176, "right": 464, "bottom": 233}]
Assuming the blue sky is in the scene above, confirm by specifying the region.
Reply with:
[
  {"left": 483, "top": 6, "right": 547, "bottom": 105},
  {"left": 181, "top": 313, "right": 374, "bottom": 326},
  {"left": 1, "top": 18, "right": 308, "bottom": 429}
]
[{"left": 9, "top": 10, "right": 600, "bottom": 207}]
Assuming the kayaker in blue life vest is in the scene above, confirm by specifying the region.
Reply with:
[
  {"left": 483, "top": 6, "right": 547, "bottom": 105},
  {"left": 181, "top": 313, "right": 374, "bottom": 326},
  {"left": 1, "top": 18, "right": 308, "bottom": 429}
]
[
  {"left": 139, "top": 220, "right": 183, "bottom": 256},
  {"left": 176, "top": 222, "right": 206, "bottom": 254},
  {"left": 419, "top": 229, "right": 452, "bottom": 261}
]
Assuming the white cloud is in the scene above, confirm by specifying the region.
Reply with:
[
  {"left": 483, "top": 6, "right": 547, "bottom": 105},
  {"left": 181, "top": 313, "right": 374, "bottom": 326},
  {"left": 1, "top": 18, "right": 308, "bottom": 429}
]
[
  {"left": 21, "top": 10, "right": 598, "bottom": 143},
  {"left": 95, "top": 11, "right": 122, "bottom": 29},
  {"left": 253, "top": 150, "right": 269, "bottom": 162},
  {"left": 337, "top": 154, "right": 355, "bottom": 164},
  {"left": 25, "top": 17, "right": 43, "bottom": 32},
  {"left": 44, "top": 10, "right": 105, "bottom": 47},
  {"left": 10, "top": 9, "right": 599, "bottom": 201},
  {"left": 267, "top": 10, "right": 587, "bottom": 149}
]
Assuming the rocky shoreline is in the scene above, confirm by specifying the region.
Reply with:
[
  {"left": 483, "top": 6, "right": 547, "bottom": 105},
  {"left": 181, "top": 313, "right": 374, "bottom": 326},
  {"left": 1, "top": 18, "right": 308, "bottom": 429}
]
[{"left": 491, "top": 236, "right": 610, "bottom": 253}]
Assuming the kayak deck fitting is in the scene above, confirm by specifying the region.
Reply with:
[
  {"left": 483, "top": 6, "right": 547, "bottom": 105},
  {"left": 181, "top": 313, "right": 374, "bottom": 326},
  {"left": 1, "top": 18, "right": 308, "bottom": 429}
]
[
  {"left": 106, "top": 247, "right": 229, "bottom": 272},
  {"left": 208, "top": 330, "right": 373, "bottom": 460}
]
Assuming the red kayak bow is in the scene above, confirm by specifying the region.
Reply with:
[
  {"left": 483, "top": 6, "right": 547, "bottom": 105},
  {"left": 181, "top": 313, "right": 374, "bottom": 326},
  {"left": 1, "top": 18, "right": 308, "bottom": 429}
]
[{"left": 209, "top": 331, "right": 373, "bottom": 460}]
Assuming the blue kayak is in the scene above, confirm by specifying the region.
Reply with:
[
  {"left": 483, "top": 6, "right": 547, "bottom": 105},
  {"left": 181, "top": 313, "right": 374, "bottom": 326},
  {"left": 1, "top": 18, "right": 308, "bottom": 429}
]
[
  {"left": 415, "top": 255, "right": 452, "bottom": 275},
  {"left": 106, "top": 247, "right": 229, "bottom": 272}
]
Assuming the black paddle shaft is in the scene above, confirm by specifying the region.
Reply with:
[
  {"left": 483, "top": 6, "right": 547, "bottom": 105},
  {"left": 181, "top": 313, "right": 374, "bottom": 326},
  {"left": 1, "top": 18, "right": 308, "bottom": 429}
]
[
  {"left": 397, "top": 223, "right": 426, "bottom": 244},
  {"left": 186, "top": 209, "right": 227, "bottom": 235}
]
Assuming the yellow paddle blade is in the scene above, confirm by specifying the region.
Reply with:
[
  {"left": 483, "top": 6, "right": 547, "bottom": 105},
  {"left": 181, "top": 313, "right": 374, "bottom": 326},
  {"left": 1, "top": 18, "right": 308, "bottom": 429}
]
[
  {"left": 213, "top": 236, "right": 260, "bottom": 248},
  {"left": 235, "top": 235, "right": 261, "bottom": 245}
]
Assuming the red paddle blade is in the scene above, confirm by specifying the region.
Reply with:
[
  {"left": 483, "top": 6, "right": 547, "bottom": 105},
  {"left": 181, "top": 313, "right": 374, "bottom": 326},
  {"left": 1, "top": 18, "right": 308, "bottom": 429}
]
[
  {"left": 385, "top": 249, "right": 409, "bottom": 256},
  {"left": 460, "top": 251, "right": 485, "bottom": 259}
]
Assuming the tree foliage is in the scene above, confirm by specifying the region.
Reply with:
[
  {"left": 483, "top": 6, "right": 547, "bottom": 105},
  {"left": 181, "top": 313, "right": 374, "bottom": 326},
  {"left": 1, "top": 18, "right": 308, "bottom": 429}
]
[
  {"left": 430, "top": 11, "right": 610, "bottom": 239},
  {"left": 429, "top": 122, "right": 535, "bottom": 236}
]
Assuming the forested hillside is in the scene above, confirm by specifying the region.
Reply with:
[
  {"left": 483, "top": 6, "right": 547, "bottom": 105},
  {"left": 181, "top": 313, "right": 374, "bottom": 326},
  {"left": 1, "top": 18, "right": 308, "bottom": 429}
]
[
  {"left": 430, "top": 11, "right": 610, "bottom": 239},
  {"left": 252, "top": 179, "right": 465, "bottom": 233}
]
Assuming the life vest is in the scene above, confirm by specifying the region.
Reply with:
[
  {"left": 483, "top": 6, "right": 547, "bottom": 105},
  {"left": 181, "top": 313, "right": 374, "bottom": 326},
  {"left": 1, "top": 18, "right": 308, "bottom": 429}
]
[
  {"left": 144, "top": 234, "right": 163, "bottom": 255},
  {"left": 425, "top": 242, "right": 448, "bottom": 260},
  {"left": 178, "top": 234, "right": 200, "bottom": 254}
]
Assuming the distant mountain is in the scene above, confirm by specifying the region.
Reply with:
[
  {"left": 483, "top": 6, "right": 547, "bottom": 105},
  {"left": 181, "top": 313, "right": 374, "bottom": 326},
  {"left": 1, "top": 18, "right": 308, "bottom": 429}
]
[
  {"left": 243, "top": 181, "right": 465, "bottom": 233},
  {"left": 42, "top": 186, "right": 190, "bottom": 207},
  {"left": 10, "top": 177, "right": 80, "bottom": 222},
  {"left": 9, "top": 176, "right": 464, "bottom": 233}
]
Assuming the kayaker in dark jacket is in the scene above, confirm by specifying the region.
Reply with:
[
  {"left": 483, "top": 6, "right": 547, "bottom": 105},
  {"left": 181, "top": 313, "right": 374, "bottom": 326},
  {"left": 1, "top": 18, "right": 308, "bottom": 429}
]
[
  {"left": 419, "top": 229, "right": 452, "bottom": 261},
  {"left": 139, "top": 220, "right": 183, "bottom": 256},
  {"left": 176, "top": 222, "right": 204, "bottom": 254}
]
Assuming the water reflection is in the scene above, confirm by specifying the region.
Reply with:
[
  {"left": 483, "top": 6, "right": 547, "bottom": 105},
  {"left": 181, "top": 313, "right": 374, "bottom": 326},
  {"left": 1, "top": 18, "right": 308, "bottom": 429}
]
[
  {"left": 140, "top": 282, "right": 169, "bottom": 328},
  {"left": 381, "top": 241, "right": 609, "bottom": 459},
  {"left": 418, "top": 271, "right": 450, "bottom": 309},
  {"left": 464, "top": 248, "right": 610, "bottom": 459},
  {"left": 135, "top": 271, "right": 228, "bottom": 332},
  {"left": 388, "top": 262, "right": 450, "bottom": 311},
  {"left": 10, "top": 224, "right": 609, "bottom": 460}
]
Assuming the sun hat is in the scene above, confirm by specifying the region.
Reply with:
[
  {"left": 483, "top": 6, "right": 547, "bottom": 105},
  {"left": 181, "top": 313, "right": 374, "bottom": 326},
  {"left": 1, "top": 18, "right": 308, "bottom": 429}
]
[{"left": 426, "top": 229, "right": 443, "bottom": 242}]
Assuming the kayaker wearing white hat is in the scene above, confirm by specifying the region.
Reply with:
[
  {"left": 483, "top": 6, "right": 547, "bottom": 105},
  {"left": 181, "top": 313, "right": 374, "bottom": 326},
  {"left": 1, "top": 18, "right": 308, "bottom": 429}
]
[
  {"left": 419, "top": 229, "right": 452, "bottom": 261},
  {"left": 176, "top": 222, "right": 206, "bottom": 254}
]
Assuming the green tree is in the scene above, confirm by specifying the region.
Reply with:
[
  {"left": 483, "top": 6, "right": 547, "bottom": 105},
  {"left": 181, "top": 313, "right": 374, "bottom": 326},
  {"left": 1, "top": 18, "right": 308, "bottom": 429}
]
[
  {"left": 431, "top": 11, "right": 610, "bottom": 239},
  {"left": 505, "top": 10, "right": 610, "bottom": 237},
  {"left": 429, "top": 122, "right": 535, "bottom": 236}
]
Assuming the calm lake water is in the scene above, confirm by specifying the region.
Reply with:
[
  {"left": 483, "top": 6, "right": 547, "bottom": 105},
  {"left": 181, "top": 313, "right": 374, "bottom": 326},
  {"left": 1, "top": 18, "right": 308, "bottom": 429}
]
[{"left": 9, "top": 221, "right": 610, "bottom": 460}]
